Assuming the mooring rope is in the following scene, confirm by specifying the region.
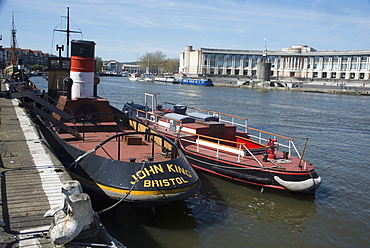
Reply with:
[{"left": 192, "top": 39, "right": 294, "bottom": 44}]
[
  {"left": 69, "top": 148, "right": 97, "bottom": 169},
  {"left": 96, "top": 160, "right": 147, "bottom": 215}
]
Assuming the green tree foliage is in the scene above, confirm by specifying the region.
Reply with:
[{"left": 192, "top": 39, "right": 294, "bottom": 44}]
[
  {"left": 139, "top": 51, "right": 179, "bottom": 74},
  {"left": 162, "top": 58, "right": 180, "bottom": 73},
  {"left": 95, "top": 56, "right": 103, "bottom": 72},
  {"left": 31, "top": 64, "right": 44, "bottom": 71}
]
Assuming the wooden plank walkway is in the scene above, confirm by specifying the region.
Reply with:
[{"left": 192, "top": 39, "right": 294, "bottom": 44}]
[{"left": 0, "top": 83, "right": 71, "bottom": 247}]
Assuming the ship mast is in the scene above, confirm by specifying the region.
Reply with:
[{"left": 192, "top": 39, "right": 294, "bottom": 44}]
[
  {"left": 53, "top": 7, "right": 82, "bottom": 57},
  {"left": 11, "top": 12, "right": 18, "bottom": 65}
]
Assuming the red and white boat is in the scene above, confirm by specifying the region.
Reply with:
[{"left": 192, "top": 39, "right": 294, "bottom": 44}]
[{"left": 123, "top": 93, "right": 321, "bottom": 194}]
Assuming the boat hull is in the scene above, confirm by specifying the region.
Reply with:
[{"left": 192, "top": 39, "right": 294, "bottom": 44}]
[
  {"left": 123, "top": 99, "right": 321, "bottom": 195},
  {"left": 160, "top": 131, "right": 320, "bottom": 194},
  {"left": 181, "top": 78, "right": 214, "bottom": 86},
  {"left": 35, "top": 115, "right": 200, "bottom": 205}
]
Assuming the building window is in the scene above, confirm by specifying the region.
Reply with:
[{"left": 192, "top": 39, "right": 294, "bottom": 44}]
[
  {"left": 244, "top": 61, "right": 249, "bottom": 67},
  {"left": 313, "top": 72, "right": 318, "bottom": 78},
  {"left": 235, "top": 55, "right": 240, "bottom": 67},
  {"left": 341, "top": 72, "right": 346, "bottom": 78},
  {"left": 350, "top": 73, "right": 355, "bottom": 79},
  {"left": 322, "top": 72, "right": 327, "bottom": 78},
  {"left": 360, "top": 73, "right": 365, "bottom": 79},
  {"left": 331, "top": 72, "right": 336, "bottom": 78}
]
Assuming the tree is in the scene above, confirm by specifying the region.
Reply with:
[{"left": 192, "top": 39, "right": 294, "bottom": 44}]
[
  {"left": 162, "top": 58, "right": 179, "bottom": 73},
  {"left": 95, "top": 56, "right": 103, "bottom": 72},
  {"left": 139, "top": 51, "right": 171, "bottom": 74}
]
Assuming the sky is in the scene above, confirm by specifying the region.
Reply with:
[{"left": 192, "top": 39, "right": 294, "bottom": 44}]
[{"left": 1, "top": 0, "right": 370, "bottom": 62}]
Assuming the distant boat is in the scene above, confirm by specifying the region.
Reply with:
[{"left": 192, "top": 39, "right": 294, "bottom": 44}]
[
  {"left": 98, "top": 72, "right": 123, "bottom": 77},
  {"left": 154, "top": 76, "right": 179, "bottom": 84},
  {"left": 144, "top": 75, "right": 154, "bottom": 82},
  {"left": 181, "top": 78, "right": 213, "bottom": 86},
  {"left": 128, "top": 73, "right": 140, "bottom": 81}
]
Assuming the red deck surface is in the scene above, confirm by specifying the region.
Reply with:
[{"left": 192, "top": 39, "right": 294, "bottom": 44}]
[
  {"left": 148, "top": 122, "right": 314, "bottom": 172},
  {"left": 58, "top": 130, "right": 170, "bottom": 163}
]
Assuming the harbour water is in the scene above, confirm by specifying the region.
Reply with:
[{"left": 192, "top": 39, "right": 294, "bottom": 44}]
[{"left": 33, "top": 76, "right": 370, "bottom": 247}]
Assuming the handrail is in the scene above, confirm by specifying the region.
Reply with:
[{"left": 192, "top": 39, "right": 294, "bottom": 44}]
[
  {"left": 180, "top": 130, "right": 247, "bottom": 148},
  {"left": 243, "top": 145, "right": 264, "bottom": 167},
  {"left": 179, "top": 130, "right": 266, "bottom": 165},
  {"left": 45, "top": 92, "right": 75, "bottom": 118},
  {"left": 130, "top": 107, "right": 185, "bottom": 123},
  {"left": 187, "top": 106, "right": 248, "bottom": 121},
  {"left": 245, "top": 126, "right": 294, "bottom": 141}
]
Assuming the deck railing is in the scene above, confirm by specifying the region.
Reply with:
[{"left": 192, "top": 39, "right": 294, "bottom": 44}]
[
  {"left": 187, "top": 106, "right": 248, "bottom": 128},
  {"left": 184, "top": 107, "right": 301, "bottom": 158},
  {"left": 127, "top": 106, "right": 302, "bottom": 159},
  {"left": 179, "top": 130, "right": 267, "bottom": 166}
]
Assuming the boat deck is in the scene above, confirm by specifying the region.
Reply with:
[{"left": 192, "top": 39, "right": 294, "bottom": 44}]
[
  {"left": 58, "top": 129, "right": 171, "bottom": 163},
  {"left": 149, "top": 124, "right": 314, "bottom": 172},
  {"left": 183, "top": 143, "right": 307, "bottom": 171}
]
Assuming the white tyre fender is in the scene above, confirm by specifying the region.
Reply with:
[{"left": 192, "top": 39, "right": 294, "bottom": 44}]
[{"left": 274, "top": 176, "right": 321, "bottom": 192}]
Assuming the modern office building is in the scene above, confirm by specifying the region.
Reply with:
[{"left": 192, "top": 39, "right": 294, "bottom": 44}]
[{"left": 179, "top": 44, "right": 370, "bottom": 80}]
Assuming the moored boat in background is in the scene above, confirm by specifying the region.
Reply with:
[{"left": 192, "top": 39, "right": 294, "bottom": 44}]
[
  {"left": 154, "top": 76, "right": 180, "bottom": 84},
  {"left": 123, "top": 93, "right": 321, "bottom": 194},
  {"left": 181, "top": 78, "right": 213, "bottom": 86},
  {"left": 128, "top": 73, "right": 141, "bottom": 81}
]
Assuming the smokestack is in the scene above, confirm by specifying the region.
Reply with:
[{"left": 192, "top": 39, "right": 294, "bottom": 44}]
[{"left": 70, "top": 40, "right": 95, "bottom": 99}]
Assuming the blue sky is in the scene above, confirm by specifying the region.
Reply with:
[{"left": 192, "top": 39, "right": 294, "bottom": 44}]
[{"left": 1, "top": 0, "right": 370, "bottom": 62}]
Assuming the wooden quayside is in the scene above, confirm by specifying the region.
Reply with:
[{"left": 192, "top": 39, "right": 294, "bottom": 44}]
[
  {"left": 0, "top": 82, "right": 69, "bottom": 246},
  {"left": 0, "top": 83, "right": 123, "bottom": 247}
]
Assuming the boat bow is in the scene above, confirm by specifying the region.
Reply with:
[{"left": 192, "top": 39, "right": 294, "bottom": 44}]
[{"left": 273, "top": 176, "right": 321, "bottom": 192}]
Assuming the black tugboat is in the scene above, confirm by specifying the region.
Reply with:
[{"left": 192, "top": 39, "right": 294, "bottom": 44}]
[
  {"left": 29, "top": 41, "right": 200, "bottom": 205},
  {"left": 6, "top": 11, "right": 200, "bottom": 205}
]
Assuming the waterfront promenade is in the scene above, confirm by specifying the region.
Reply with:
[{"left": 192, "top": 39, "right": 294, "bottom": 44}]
[
  {"left": 211, "top": 77, "right": 370, "bottom": 95},
  {"left": 0, "top": 82, "right": 69, "bottom": 247}
]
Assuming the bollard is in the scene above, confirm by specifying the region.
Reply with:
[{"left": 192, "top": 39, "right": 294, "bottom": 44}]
[
  {"left": 49, "top": 193, "right": 94, "bottom": 245},
  {"left": 44, "top": 180, "right": 124, "bottom": 247},
  {"left": 45, "top": 180, "right": 94, "bottom": 245},
  {"left": 44, "top": 180, "right": 83, "bottom": 218}
]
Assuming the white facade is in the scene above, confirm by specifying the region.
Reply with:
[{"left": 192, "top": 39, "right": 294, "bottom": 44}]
[{"left": 179, "top": 44, "right": 370, "bottom": 80}]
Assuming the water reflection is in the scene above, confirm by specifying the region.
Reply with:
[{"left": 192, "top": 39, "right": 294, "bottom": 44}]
[{"left": 96, "top": 172, "right": 317, "bottom": 248}]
